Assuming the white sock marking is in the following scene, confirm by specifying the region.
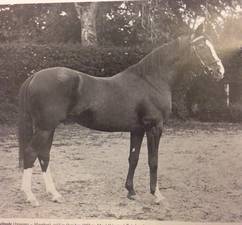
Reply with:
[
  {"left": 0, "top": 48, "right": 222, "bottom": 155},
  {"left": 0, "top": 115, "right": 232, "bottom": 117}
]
[
  {"left": 21, "top": 168, "right": 32, "bottom": 193},
  {"left": 43, "top": 167, "right": 61, "bottom": 199},
  {"left": 154, "top": 183, "right": 165, "bottom": 202},
  {"left": 21, "top": 168, "right": 39, "bottom": 205}
]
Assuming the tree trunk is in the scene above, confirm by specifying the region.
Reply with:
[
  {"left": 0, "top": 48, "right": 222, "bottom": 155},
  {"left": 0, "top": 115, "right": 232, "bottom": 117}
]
[{"left": 74, "top": 2, "right": 98, "bottom": 46}]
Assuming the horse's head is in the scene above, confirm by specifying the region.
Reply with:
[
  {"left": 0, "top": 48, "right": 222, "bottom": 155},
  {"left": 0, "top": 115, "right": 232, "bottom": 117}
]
[{"left": 190, "top": 24, "right": 224, "bottom": 81}]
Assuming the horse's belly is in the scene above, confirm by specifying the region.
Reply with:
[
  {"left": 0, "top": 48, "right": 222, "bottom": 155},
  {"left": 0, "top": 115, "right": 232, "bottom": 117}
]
[{"left": 75, "top": 107, "right": 140, "bottom": 132}]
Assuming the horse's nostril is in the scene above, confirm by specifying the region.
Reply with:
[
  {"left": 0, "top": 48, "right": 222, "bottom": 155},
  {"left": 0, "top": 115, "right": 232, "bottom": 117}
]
[{"left": 217, "top": 69, "right": 223, "bottom": 77}]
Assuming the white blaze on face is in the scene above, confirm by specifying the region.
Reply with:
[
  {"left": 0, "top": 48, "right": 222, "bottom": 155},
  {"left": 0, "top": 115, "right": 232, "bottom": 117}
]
[{"left": 205, "top": 40, "right": 225, "bottom": 76}]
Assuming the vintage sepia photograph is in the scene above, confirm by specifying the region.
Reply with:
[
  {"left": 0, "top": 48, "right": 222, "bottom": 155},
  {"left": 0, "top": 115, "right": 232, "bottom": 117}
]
[{"left": 0, "top": 0, "right": 242, "bottom": 224}]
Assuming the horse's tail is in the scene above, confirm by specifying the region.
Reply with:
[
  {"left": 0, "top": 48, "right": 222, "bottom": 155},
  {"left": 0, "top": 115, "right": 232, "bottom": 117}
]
[{"left": 18, "top": 76, "right": 34, "bottom": 169}]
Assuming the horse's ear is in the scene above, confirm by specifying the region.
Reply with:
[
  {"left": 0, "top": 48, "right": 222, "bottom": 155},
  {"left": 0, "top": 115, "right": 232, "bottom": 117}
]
[{"left": 191, "top": 23, "right": 205, "bottom": 40}]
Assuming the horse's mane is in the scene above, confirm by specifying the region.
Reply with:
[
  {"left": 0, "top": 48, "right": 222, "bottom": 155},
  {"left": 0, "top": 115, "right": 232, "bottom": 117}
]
[{"left": 126, "top": 37, "right": 187, "bottom": 79}]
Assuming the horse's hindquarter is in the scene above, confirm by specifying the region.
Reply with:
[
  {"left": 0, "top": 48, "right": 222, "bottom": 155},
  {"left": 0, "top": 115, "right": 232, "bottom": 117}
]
[
  {"left": 28, "top": 67, "right": 81, "bottom": 129},
  {"left": 73, "top": 72, "right": 172, "bottom": 132}
]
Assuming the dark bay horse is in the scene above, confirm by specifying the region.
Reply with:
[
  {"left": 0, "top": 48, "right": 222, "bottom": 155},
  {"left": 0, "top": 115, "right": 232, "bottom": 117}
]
[{"left": 18, "top": 24, "right": 224, "bottom": 207}]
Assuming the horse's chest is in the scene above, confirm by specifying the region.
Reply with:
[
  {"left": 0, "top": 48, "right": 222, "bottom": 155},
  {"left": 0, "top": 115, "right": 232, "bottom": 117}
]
[{"left": 136, "top": 93, "right": 172, "bottom": 124}]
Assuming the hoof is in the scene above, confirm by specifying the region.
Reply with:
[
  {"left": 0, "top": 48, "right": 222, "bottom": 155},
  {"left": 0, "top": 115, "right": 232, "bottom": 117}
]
[
  {"left": 153, "top": 195, "right": 170, "bottom": 209},
  {"left": 52, "top": 194, "right": 64, "bottom": 203},
  {"left": 154, "top": 193, "right": 165, "bottom": 205},
  {"left": 27, "top": 198, "right": 40, "bottom": 207},
  {"left": 153, "top": 187, "right": 166, "bottom": 205},
  {"left": 127, "top": 189, "right": 136, "bottom": 200},
  {"left": 127, "top": 193, "right": 136, "bottom": 200},
  {"left": 154, "top": 197, "right": 161, "bottom": 205}
]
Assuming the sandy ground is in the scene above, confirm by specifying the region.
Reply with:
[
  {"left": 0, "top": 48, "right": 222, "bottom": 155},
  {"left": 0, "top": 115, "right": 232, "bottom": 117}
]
[{"left": 0, "top": 121, "right": 241, "bottom": 222}]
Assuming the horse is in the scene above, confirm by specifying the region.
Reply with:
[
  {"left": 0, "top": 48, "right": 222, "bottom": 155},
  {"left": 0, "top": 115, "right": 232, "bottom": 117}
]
[{"left": 18, "top": 24, "right": 224, "bottom": 207}]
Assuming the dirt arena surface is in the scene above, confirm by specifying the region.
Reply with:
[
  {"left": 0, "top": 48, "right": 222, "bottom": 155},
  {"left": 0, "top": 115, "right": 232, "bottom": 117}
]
[{"left": 0, "top": 121, "right": 241, "bottom": 222}]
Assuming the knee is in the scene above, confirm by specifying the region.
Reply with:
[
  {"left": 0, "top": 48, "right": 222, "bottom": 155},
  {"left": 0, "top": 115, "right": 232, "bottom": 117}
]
[
  {"left": 149, "top": 160, "right": 158, "bottom": 172},
  {"left": 128, "top": 153, "right": 139, "bottom": 165},
  {"left": 152, "top": 126, "right": 162, "bottom": 137}
]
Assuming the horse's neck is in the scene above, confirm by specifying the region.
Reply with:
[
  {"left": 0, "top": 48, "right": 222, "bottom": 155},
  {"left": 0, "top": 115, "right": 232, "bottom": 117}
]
[{"left": 128, "top": 36, "right": 190, "bottom": 88}]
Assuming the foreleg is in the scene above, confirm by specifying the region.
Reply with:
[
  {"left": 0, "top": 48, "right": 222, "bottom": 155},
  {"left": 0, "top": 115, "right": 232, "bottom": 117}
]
[{"left": 125, "top": 129, "right": 144, "bottom": 199}]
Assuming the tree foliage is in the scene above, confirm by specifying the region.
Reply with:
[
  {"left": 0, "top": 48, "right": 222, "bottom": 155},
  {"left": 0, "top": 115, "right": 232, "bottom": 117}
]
[{"left": 0, "top": 1, "right": 241, "bottom": 45}]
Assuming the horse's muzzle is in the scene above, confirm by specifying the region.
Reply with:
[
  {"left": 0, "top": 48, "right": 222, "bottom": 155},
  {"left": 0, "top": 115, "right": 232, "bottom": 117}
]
[{"left": 211, "top": 61, "right": 225, "bottom": 81}]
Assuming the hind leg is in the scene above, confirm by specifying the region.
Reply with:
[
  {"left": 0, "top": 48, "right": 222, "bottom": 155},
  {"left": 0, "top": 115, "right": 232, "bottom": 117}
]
[
  {"left": 42, "top": 167, "right": 63, "bottom": 202},
  {"left": 21, "top": 167, "right": 39, "bottom": 206},
  {"left": 21, "top": 131, "right": 42, "bottom": 206},
  {"left": 125, "top": 129, "right": 144, "bottom": 199},
  {"left": 38, "top": 129, "right": 63, "bottom": 203}
]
